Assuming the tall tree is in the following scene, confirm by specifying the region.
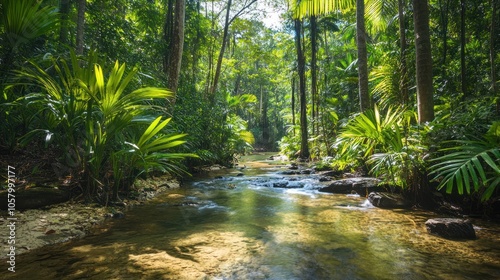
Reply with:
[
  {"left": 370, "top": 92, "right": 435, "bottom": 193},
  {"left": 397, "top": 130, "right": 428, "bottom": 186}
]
[
  {"left": 292, "top": 76, "right": 296, "bottom": 132},
  {"left": 164, "top": 0, "right": 185, "bottom": 93},
  {"left": 356, "top": 0, "right": 370, "bottom": 112},
  {"left": 291, "top": 0, "right": 371, "bottom": 112},
  {"left": 210, "top": 0, "right": 232, "bottom": 96},
  {"left": 59, "top": 0, "right": 71, "bottom": 46},
  {"left": 310, "top": 15, "right": 318, "bottom": 133},
  {"left": 398, "top": 0, "right": 408, "bottom": 105},
  {"left": 491, "top": 0, "right": 498, "bottom": 113},
  {"left": 294, "top": 19, "right": 310, "bottom": 160},
  {"left": 413, "top": 0, "right": 434, "bottom": 123},
  {"left": 76, "top": 0, "right": 86, "bottom": 55},
  {"left": 460, "top": 0, "right": 467, "bottom": 96},
  {"left": 210, "top": 0, "right": 257, "bottom": 96},
  {"left": 438, "top": 0, "right": 451, "bottom": 79}
]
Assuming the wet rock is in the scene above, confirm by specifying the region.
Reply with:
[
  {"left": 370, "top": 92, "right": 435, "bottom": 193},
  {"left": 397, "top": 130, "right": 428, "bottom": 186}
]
[
  {"left": 300, "top": 169, "right": 314, "bottom": 175},
  {"left": 251, "top": 177, "right": 305, "bottom": 189},
  {"left": 319, "top": 176, "right": 332, "bottom": 182},
  {"left": 318, "top": 178, "right": 381, "bottom": 194},
  {"left": 425, "top": 218, "right": 476, "bottom": 240},
  {"left": 273, "top": 181, "right": 304, "bottom": 188},
  {"left": 272, "top": 180, "right": 289, "bottom": 188},
  {"left": 367, "top": 192, "right": 409, "bottom": 209},
  {"left": 278, "top": 170, "right": 301, "bottom": 175},
  {"left": 113, "top": 212, "right": 125, "bottom": 219},
  {"left": 174, "top": 201, "right": 199, "bottom": 207},
  {"left": 236, "top": 173, "right": 244, "bottom": 177},
  {"left": 317, "top": 170, "right": 343, "bottom": 177},
  {"left": 215, "top": 176, "right": 234, "bottom": 181}
]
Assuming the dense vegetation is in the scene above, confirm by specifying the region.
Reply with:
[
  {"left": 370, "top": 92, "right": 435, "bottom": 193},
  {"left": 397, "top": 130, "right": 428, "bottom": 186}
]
[{"left": 0, "top": 0, "right": 498, "bottom": 213}]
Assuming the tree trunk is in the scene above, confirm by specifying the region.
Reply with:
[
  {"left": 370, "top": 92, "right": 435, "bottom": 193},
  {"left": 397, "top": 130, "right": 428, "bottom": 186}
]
[
  {"left": 261, "top": 85, "right": 270, "bottom": 148},
  {"left": 439, "top": 0, "right": 450, "bottom": 79},
  {"left": 292, "top": 76, "right": 296, "bottom": 135},
  {"left": 192, "top": 0, "right": 201, "bottom": 84},
  {"left": 211, "top": 0, "right": 232, "bottom": 96},
  {"left": 460, "top": 0, "right": 467, "bottom": 97},
  {"left": 165, "top": 0, "right": 185, "bottom": 93},
  {"left": 398, "top": 0, "right": 408, "bottom": 106},
  {"left": 310, "top": 16, "right": 318, "bottom": 136},
  {"left": 205, "top": 2, "right": 215, "bottom": 97},
  {"left": 490, "top": 0, "right": 498, "bottom": 114},
  {"left": 76, "top": 0, "right": 86, "bottom": 55},
  {"left": 413, "top": 0, "right": 435, "bottom": 123},
  {"left": 59, "top": 0, "right": 71, "bottom": 47},
  {"left": 356, "top": 0, "right": 370, "bottom": 112},
  {"left": 294, "top": 19, "right": 310, "bottom": 160}
]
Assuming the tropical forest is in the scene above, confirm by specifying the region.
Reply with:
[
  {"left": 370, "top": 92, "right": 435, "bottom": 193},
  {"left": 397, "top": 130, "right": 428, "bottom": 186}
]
[{"left": 0, "top": 0, "right": 499, "bottom": 279}]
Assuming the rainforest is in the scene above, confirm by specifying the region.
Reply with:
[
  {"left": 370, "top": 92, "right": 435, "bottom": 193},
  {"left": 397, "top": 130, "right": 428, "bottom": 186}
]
[{"left": 0, "top": 0, "right": 499, "bottom": 279}]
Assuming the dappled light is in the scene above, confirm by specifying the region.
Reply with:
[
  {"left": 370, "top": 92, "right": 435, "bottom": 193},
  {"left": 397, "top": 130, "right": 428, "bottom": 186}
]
[{"left": 1, "top": 0, "right": 499, "bottom": 278}]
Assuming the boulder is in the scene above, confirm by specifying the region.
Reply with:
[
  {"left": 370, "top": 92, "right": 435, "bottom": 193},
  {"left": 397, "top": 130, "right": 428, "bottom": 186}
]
[
  {"left": 251, "top": 177, "right": 305, "bottom": 189},
  {"left": 425, "top": 218, "right": 476, "bottom": 240},
  {"left": 318, "top": 178, "right": 382, "bottom": 194},
  {"left": 317, "top": 170, "right": 343, "bottom": 177},
  {"left": 367, "top": 192, "right": 409, "bottom": 209},
  {"left": 272, "top": 180, "right": 304, "bottom": 188},
  {"left": 318, "top": 176, "right": 332, "bottom": 182}
]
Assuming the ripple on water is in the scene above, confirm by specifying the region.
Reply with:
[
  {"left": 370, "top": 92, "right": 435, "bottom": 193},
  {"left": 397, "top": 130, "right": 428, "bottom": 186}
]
[{"left": 6, "top": 158, "right": 500, "bottom": 280}]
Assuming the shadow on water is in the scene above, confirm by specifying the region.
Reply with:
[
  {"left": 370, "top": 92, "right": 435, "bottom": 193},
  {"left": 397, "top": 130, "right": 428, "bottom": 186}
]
[{"left": 6, "top": 153, "right": 500, "bottom": 279}]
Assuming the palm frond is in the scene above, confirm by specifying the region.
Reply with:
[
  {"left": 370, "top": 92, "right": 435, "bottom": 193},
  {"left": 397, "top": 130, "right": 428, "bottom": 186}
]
[
  {"left": 2, "top": 0, "right": 59, "bottom": 49},
  {"left": 430, "top": 140, "right": 500, "bottom": 201}
]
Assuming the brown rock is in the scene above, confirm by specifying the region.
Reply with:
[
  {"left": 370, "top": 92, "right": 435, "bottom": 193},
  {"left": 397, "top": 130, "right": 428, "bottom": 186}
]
[{"left": 425, "top": 218, "right": 476, "bottom": 240}]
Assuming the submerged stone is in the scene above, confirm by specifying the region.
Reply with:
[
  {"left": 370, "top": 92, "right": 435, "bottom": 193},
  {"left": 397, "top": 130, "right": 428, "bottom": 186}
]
[
  {"left": 368, "top": 192, "right": 409, "bottom": 209},
  {"left": 425, "top": 218, "right": 476, "bottom": 240},
  {"left": 318, "top": 178, "right": 381, "bottom": 194}
]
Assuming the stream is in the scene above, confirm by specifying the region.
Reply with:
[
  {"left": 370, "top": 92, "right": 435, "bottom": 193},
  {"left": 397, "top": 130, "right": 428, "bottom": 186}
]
[{"left": 7, "top": 154, "right": 500, "bottom": 279}]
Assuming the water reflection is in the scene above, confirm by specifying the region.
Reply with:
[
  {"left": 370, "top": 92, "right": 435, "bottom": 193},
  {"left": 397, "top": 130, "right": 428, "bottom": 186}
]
[{"left": 7, "top": 155, "right": 500, "bottom": 279}]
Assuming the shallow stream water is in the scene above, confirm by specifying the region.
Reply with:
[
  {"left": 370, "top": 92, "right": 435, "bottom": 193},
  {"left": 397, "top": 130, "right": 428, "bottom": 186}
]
[{"left": 6, "top": 154, "right": 500, "bottom": 279}]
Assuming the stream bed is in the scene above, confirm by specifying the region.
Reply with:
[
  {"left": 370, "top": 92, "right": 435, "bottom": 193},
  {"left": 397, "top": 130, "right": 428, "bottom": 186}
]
[{"left": 6, "top": 154, "right": 500, "bottom": 279}]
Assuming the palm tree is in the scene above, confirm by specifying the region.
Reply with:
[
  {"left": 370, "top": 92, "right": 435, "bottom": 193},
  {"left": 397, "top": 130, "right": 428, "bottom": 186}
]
[
  {"left": 294, "top": 18, "right": 310, "bottom": 160},
  {"left": 290, "top": 0, "right": 426, "bottom": 114},
  {"left": 413, "top": 0, "right": 434, "bottom": 123},
  {"left": 356, "top": 0, "right": 370, "bottom": 111},
  {"left": 1, "top": 0, "right": 59, "bottom": 72},
  {"left": 291, "top": 0, "right": 370, "bottom": 112}
]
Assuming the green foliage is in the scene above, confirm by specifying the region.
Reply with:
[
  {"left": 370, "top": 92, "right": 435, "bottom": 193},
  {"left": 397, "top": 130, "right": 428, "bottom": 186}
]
[
  {"left": 334, "top": 105, "right": 423, "bottom": 187},
  {"left": 12, "top": 50, "right": 193, "bottom": 201},
  {"left": 430, "top": 122, "right": 500, "bottom": 201},
  {"left": 0, "top": 0, "right": 59, "bottom": 50},
  {"left": 278, "top": 125, "right": 301, "bottom": 158},
  {"left": 113, "top": 116, "right": 197, "bottom": 198},
  {"left": 225, "top": 114, "right": 255, "bottom": 158}
]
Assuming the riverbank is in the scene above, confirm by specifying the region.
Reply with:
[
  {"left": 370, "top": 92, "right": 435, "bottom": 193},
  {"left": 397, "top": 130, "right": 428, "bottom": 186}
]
[{"left": 0, "top": 175, "right": 180, "bottom": 258}]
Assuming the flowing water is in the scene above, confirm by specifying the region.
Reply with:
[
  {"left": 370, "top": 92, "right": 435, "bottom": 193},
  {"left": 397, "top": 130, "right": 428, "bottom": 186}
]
[{"left": 7, "top": 154, "right": 500, "bottom": 279}]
